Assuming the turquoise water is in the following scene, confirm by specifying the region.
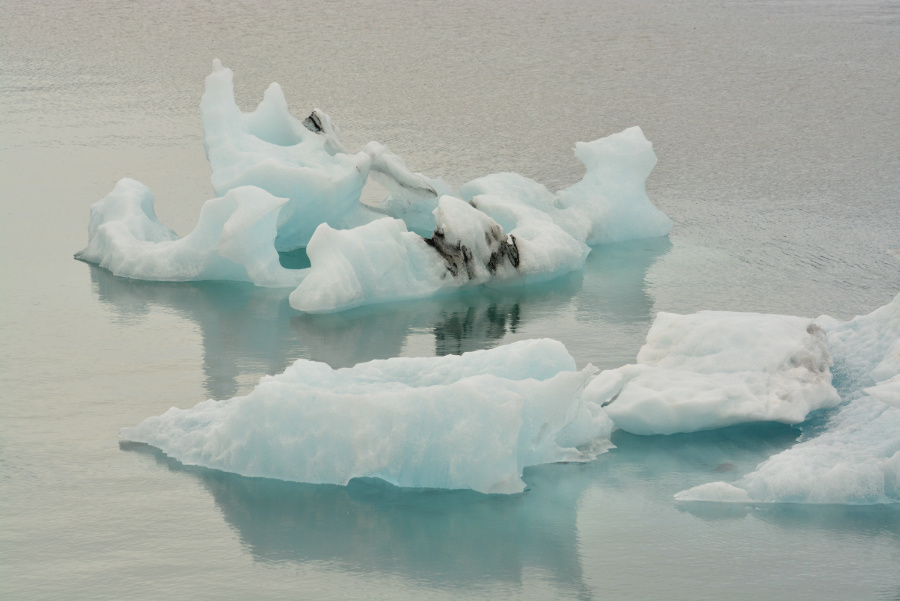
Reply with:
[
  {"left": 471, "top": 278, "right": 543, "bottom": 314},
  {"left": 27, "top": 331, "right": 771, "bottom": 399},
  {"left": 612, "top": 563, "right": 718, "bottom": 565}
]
[{"left": 2, "top": 1, "right": 899, "bottom": 599}]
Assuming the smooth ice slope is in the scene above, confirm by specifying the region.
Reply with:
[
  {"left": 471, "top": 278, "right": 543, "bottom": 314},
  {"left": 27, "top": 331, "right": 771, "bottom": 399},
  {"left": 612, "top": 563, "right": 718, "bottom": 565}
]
[
  {"left": 676, "top": 293, "right": 900, "bottom": 504},
  {"left": 202, "top": 60, "right": 449, "bottom": 250},
  {"left": 289, "top": 196, "right": 589, "bottom": 313},
  {"left": 75, "top": 179, "right": 305, "bottom": 287},
  {"left": 583, "top": 311, "right": 840, "bottom": 435},
  {"left": 120, "top": 339, "right": 614, "bottom": 494},
  {"left": 459, "top": 127, "right": 673, "bottom": 246},
  {"left": 676, "top": 397, "right": 900, "bottom": 504}
]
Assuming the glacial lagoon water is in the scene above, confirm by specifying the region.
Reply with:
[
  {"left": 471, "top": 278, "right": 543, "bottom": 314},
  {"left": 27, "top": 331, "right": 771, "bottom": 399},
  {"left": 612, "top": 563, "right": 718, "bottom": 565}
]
[{"left": 2, "top": 0, "right": 899, "bottom": 599}]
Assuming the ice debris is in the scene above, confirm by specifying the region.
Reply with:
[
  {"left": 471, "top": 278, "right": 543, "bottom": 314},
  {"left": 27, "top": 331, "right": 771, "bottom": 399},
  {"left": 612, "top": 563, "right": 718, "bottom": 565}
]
[
  {"left": 120, "top": 339, "right": 614, "bottom": 494},
  {"left": 74, "top": 179, "right": 305, "bottom": 288},
  {"left": 583, "top": 310, "right": 840, "bottom": 435},
  {"left": 676, "top": 293, "right": 900, "bottom": 504}
]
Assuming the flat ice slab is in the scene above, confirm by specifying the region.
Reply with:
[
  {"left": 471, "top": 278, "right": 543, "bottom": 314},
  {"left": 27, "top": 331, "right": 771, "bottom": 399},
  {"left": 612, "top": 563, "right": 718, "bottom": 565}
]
[
  {"left": 121, "top": 339, "right": 614, "bottom": 494},
  {"left": 584, "top": 310, "right": 840, "bottom": 435},
  {"left": 75, "top": 178, "right": 305, "bottom": 288}
]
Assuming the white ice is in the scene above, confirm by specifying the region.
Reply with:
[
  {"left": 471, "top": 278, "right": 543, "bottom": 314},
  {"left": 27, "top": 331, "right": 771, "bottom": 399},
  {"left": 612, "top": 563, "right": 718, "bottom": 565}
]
[
  {"left": 202, "top": 60, "right": 450, "bottom": 250},
  {"left": 204, "top": 61, "right": 671, "bottom": 251},
  {"left": 676, "top": 293, "right": 900, "bottom": 504},
  {"left": 459, "top": 127, "right": 673, "bottom": 246},
  {"left": 583, "top": 310, "right": 840, "bottom": 435},
  {"left": 74, "top": 178, "right": 305, "bottom": 288},
  {"left": 120, "top": 339, "right": 614, "bottom": 494},
  {"left": 289, "top": 195, "right": 589, "bottom": 313},
  {"left": 81, "top": 61, "right": 673, "bottom": 309}
]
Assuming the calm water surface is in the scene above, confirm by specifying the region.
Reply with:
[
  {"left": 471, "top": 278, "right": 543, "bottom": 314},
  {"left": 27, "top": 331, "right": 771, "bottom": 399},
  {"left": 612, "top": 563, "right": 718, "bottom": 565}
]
[{"left": 2, "top": 1, "right": 899, "bottom": 599}]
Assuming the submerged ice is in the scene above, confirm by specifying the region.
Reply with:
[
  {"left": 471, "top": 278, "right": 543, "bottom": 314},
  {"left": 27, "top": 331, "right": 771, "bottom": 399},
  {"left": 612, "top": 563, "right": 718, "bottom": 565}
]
[{"left": 121, "top": 339, "right": 614, "bottom": 494}]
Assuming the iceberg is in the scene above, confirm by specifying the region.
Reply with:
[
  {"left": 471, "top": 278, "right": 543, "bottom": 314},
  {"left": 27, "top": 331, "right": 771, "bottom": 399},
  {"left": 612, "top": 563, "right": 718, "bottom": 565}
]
[
  {"left": 201, "top": 60, "right": 450, "bottom": 250},
  {"left": 583, "top": 310, "right": 841, "bottom": 435},
  {"left": 120, "top": 339, "right": 614, "bottom": 494},
  {"left": 78, "top": 61, "right": 674, "bottom": 311},
  {"left": 288, "top": 195, "right": 588, "bottom": 313},
  {"left": 675, "top": 293, "right": 900, "bottom": 505},
  {"left": 74, "top": 178, "right": 305, "bottom": 288},
  {"left": 203, "top": 60, "right": 671, "bottom": 252}
]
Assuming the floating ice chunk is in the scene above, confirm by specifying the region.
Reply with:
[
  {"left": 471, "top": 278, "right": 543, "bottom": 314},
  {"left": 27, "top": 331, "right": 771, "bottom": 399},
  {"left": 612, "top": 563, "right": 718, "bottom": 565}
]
[
  {"left": 460, "top": 128, "right": 672, "bottom": 246},
  {"left": 202, "top": 60, "right": 448, "bottom": 250},
  {"left": 75, "top": 178, "right": 305, "bottom": 288},
  {"left": 556, "top": 127, "right": 673, "bottom": 244},
  {"left": 120, "top": 339, "right": 614, "bottom": 494},
  {"left": 676, "top": 397, "right": 900, "bottom": 504},
  {"left": 584, "top": 311, "right": 840, "bottom": 435},
  {"left": 289, "top": 196, "right": 588, "bottom": 313}
]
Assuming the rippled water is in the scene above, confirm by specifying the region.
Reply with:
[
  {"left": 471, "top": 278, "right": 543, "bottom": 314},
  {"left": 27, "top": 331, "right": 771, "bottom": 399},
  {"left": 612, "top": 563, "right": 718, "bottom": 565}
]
[{"left": 2, "top": 1, "right": 899, "bottom": 599}]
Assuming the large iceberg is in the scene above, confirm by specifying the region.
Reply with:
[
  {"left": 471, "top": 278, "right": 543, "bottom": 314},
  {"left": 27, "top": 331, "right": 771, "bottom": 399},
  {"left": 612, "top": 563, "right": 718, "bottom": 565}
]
[
  {"left": 289, "top": 195, "right": 588, "bottom": 313},
  {"left": 120, "top": 339, "right": 614, "bottom": 494},
  {"left": 583, "top": 310, "right": 841, "bottom": 435},
  {"left": 202, "top": 60, "right": 671, "bottom": 251},
  {"left": 75, "top": 178, "right": 305, "bottom": 288},
  {"left": 675, "top": 293, "right": 900, "bottom": 504},
  {"left": 78, "top": 61, "right": 674, "bottom": 310}
]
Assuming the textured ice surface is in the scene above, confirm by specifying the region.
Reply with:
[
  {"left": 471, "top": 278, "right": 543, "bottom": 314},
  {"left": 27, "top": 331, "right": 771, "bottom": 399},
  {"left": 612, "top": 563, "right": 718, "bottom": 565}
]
[
  {"left": 202, "top": 60, "right": 448, "bottom": 250},
  {"left": 79, "top": 61, "right": 672, "bottom": 305},
  {"left": 120, "top": 339, "right": 614, "bottom": 494},
  {"left": 584, "top": 311, "right": 840, "bottom": 435},
  {"left": 203, "top": 60, "right": 670, "bottom": 253},
  {"left": 75, "top": 178, "right": 305, "bottom": 287},
  {"left": 823, "top": 291, "right": 900, "bottom": 392},
  {"left": 459, "top": 127, "right": 673, "bottom": 246},
  {"left": 289, "top": 196, "right": 588, "bottom": 313},
  {"left": 676, "top": 293, "right": 900, "bottom": 504}
]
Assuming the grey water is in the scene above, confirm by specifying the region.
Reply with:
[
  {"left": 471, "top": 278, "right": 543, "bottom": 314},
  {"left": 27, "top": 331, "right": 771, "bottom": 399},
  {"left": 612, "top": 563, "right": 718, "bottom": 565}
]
[{"left": 1, "top": 0, "right": 899, "bottom": 599}]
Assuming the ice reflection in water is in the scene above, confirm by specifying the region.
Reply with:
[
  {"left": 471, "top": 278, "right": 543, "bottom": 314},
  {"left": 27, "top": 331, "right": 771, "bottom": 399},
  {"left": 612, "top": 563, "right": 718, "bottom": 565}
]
[{"left": 91, "top": 236, "right": 673, "bottom": 399}]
